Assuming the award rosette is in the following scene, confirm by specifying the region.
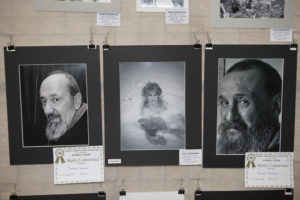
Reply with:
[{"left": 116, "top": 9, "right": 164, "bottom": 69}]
[
  {"left": 55, "top": 149, "right": 65, "bottom": 164},
  {"left": 246, "top": 154, "right": 256, "bottom": 168}
]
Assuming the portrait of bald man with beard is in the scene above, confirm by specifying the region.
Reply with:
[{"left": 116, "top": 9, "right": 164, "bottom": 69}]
[
  {"left": 39, "top": 71, "right": 88, "bottom": 145},
  {"left": 217, "top": 59, "right": 282, "bottom": 154}
]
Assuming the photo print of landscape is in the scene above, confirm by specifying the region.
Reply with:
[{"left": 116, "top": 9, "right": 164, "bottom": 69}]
[{"left": 220, "top": 0, "right": 285, "bottom": 18}]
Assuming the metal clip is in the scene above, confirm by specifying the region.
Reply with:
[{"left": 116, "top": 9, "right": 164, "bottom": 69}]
[
  {"left": 290, "top": 38, "right": 297, "bottom": 51},
  {"left": 193, "top": 32, "right": 201, "bottom": 50},
  {"left": 97, "top": 183, "right": 106, "bottom": 198},
  {"left": 178, "top": 178, "right": 185, "bottom": 194},
  {"left": 88, "top": 26, "right": 96, "bottom": 49},
  {"left": 7, "top": 34, "right": 16, "bottom": 52},
  {"left": 103, "top": 33, "right": 110, "bottom": 51},
  {"left": 194, "top": 179, "right": 203, "bottom": 197},
  {"left": 97, "top": 191, "right": 106, "bottom": 198},
  {"left": 205, "top": 32, "right": 213, "bottom": 50},
  {"left": 119, "top": 179, "right": 126, "bottom": 196},
  {"left": 10, "top": 184, "right": 18, "bottom": 200},
  {"left": 285, "top": 188, "right": 293, "bottom": 196}
]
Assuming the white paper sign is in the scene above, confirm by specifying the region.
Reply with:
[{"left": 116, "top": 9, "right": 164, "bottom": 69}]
[
  {"left": 179, "top": 149, "right": 202, "bottom": 165},
  {"left": 108, "top": 158, "right": 122, "bottom": 164},
  {"left": 245, "top": 152, "right": 294, "bottom": 188},
  {"left": 83, "top": 0, "right": 111, "bottom": 2},
  {"left": 270, "top": 28, "right": 293, "bottom": 42},
  {"left": 97, "top": 13, "right": 120, "bottom": 26},
  {"left": 95, "top": 0, "right": 110, "bottom": 2},
  {"left": 120, "top": 191, "right": 184, "bottom": 200},
  {"left": 53, "top": 146, "right": 104, "bottom": 184},
  {"left": 165, "top": 9, "right": 189, "bottom": 24}
]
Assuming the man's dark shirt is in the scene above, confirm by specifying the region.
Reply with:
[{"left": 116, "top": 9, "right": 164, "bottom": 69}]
[{"left": 48, "top": 111, "right": 88, "bottom": 145}]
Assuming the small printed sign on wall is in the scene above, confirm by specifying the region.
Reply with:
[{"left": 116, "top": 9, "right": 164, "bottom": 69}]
[
  {"left": 179, "top": 149, "right": 202, "bottom": 165},
  {"left": 97, "top": 13, "right": 120, "bottom": 26},
  {"left": 270, "top": 28, "right": 293, "bottom": 42},
  {"left": 165, "top": 9, "right": 189, "bottom": 24}
]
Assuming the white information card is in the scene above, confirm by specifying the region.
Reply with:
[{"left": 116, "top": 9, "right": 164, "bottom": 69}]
[
  {"left": 245, "top": 152, "right": 294, "bottom": 188},
  {"left": 165, "top": 9, "right": 189, "bottom": 24},
  {"left": 97, "top": 13, "right": 120, "bottom": 26},
  {"left": 270, "top": 28, "right": 293, "bottom": 42},
  {"left": 53, "top": 146, "right": 104, "bottom": 184},
  {"left": 179, "top": 149, "right": 202, "bottom": 165},
  {"left": 120, "top": 191, "right": 184, "bottom": 200}
]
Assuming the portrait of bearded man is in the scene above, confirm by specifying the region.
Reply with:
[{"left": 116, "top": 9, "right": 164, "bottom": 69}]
[
  {"left": 39, "top": 71, "right": 88, "bottom": 145},
  {"left": 217, "top": 59, "right": 282, "bottom": 154}
]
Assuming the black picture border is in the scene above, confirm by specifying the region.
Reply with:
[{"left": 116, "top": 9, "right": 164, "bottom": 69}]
[
  {"left": 197, "top": 190, "right": 293, "bottom": 200},
  {"left": 203, "top": 45, "right": 297, "bottom": 168},
  {"left": 104, "top": 45, "right": 202, "bottom": 166},
  {"left": 13, "top": 193, "right": 105, "bottom": 200},
  {"left": 4, "top": 46, "right": 102, "bottom": 165}
]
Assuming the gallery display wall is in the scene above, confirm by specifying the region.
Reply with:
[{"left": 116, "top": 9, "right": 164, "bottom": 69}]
[{"left": 0, "top": 0, "right": 300, "bottom": 200}]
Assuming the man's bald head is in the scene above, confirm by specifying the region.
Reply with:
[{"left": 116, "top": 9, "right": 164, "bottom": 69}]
[
  {"left": 42, "top": 71, "right": 81, "bottom": 97},
  {"left": 226, "top": 59, "right": 282, "bottom": 98}
]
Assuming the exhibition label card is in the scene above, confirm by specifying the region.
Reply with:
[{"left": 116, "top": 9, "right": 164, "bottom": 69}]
[
  {"left": 165, "top": 9, "right": 189, "bottom": 24},
  {"left": 97, "top": 13, "right": 120, "bottom": 26},
  {"left": 119, "top": 191, "right": 184, "bottom": 200},
  {"left": 270, "top": 28, "right": 293, "bottom": 42},
  {"left": 245, "top": 152, "right": 294, "bottom": 188},
  {"left": 53, "top": 146, "right": 104, "bottom": 184},
  {"left": 179, "top": 149, "right": 202, "bottom": 165}
]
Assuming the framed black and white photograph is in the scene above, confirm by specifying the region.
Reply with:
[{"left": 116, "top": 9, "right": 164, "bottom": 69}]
[
  {"left": 35, "top": 0, "right": 120, "bottom": 13},
  {"left": 196, "top": 190, "right": 293, "bottom": 200},
  {"left": 20, "top": 64, "right": 89, "bottom": 147},
  {"left": 104, "top": 45, "right": 201, "bottom": 166},
  {"left": 136, "top": 0, "right": 189, "bottom": 12},
  {"left": 12, "top": 193, "right": 105, "bottom": 200},
  {"left": 203, "top": 45, "right": 297, "bottom": 168},
  {"left": 4, "top": 46, "right": 102, "bottom": 164},
  {"left": 120, "top": 62, "right": 185, "bottom": 151},
  {"left": 211, "top": 0, "right": 294, "bottom": 28}
]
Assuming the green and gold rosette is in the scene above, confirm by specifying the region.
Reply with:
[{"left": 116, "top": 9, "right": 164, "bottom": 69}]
[
  {"left": 246, "top": 154, "right": 256, "bottom": 168},
  {"left": 55, "top": 149, "right": 65, "bottom": 164}
]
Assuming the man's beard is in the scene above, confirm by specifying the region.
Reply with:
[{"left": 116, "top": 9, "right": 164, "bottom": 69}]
[
  {"left": 217, "top": 118, "right": 279, "bottom": 154},
  {"left": 45, "top": 108, "right": 75, "bottom": 142}
]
